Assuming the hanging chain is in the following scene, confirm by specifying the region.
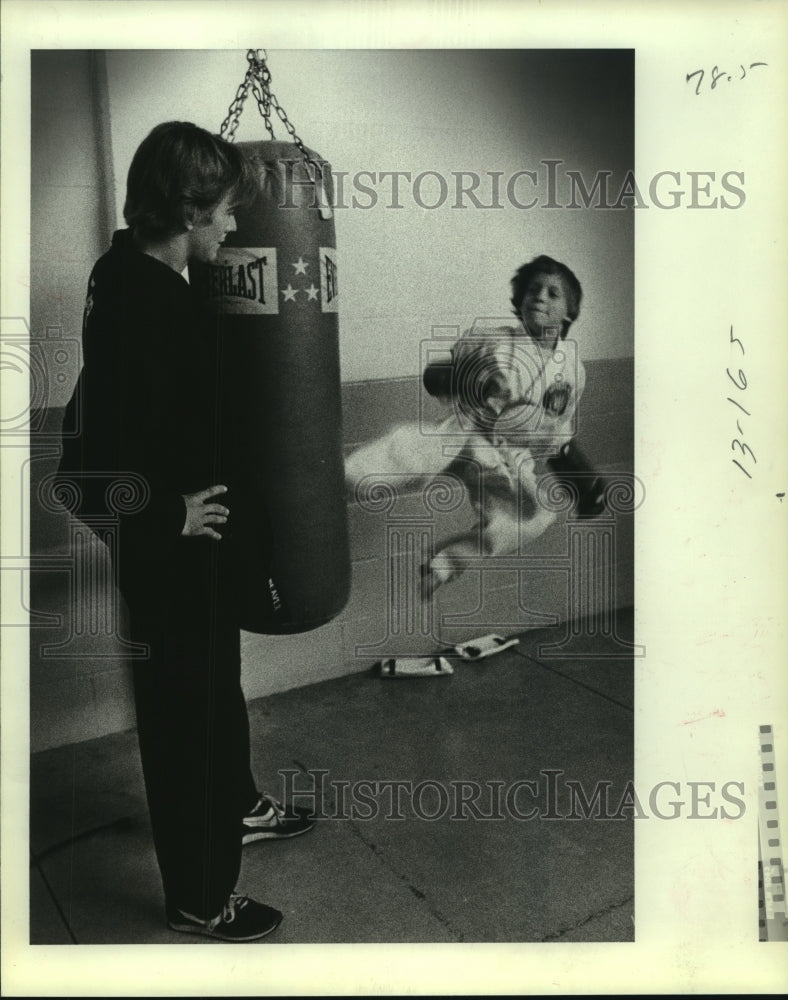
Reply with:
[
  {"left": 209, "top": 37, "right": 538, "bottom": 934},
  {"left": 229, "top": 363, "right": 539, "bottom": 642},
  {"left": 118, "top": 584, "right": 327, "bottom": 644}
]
[
  {"left": 219, "top": 51, "right": 256, "bottom": 143},
  {"left": 220, "top": 49, "right": 311, "bottom": 161},
  {"left": 219, "top": 49, "right": 329, "bottom": 214}
]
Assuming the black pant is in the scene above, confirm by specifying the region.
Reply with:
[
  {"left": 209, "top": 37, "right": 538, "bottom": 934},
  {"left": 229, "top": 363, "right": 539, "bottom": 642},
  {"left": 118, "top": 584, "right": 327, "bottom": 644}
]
[{"left": 126, "top": 539, "right": 258, "bottom": 920}]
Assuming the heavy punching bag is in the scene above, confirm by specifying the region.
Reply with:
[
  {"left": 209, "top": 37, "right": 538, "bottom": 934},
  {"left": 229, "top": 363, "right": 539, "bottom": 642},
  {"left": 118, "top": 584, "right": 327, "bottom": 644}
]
[{"left": 192, "top": 128, "right": 350, "bottom": 633}]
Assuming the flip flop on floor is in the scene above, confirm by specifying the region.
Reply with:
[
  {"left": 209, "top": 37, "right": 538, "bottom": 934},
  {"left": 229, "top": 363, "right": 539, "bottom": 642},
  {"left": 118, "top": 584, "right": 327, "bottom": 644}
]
[
  {"left": 454, "top": 635, "right": 520, "bottom": 660},
  {"left": 379, "top": 656, "right": 454, "bottom": 678}
]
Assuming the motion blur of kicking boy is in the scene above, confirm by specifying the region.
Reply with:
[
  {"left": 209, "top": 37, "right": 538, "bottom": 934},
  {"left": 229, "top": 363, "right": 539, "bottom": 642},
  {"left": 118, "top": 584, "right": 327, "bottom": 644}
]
[{"left": 345, "top": 254, "right": 600, "bottom": 599}]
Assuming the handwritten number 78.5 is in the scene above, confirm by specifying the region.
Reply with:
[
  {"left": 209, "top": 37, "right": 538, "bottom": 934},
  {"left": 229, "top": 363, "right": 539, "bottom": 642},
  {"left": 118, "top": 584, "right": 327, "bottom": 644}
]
[{"left": 687, "top": 62, "right": 767, "bottom": 96}]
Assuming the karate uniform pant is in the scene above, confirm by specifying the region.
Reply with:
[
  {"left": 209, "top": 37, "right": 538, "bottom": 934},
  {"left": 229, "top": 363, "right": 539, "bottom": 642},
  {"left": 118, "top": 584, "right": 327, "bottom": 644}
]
[
  {"left": 125, "top": 542, "right": 259, "bottom": 922},
  {"left": 430, "top": 451, "right": 556, "bottom": 586}
]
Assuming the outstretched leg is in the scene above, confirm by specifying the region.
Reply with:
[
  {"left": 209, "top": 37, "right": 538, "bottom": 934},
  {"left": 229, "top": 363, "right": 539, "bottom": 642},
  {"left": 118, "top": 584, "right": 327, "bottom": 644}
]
[{"left": 422, "top": 491, "right": 556, "bottom": 598}]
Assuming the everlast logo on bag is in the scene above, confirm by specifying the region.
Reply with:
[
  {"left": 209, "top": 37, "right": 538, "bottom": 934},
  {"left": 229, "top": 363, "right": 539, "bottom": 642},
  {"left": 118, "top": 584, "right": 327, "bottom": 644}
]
[
  {"left": 211, "top": 258, "right": 268, "bottom": 302},
  {"left": 207, "top": 248, "right": 279, "bottom": 314}
]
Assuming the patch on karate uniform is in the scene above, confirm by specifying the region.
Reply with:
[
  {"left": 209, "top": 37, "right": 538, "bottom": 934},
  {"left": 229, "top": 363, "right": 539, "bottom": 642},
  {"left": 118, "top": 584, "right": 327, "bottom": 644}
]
[{"left": 542, "top": 382, "right": 572, "bottom": 416}]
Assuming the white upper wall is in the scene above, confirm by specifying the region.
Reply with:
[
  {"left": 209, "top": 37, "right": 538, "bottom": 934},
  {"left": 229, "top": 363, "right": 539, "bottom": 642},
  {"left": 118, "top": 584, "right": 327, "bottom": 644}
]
[
  {"left": 31, "top": 51, "right": 108, "bottom": 407},
  {"left": 106, "top": 49, "right": 634, "bottom": 379}
]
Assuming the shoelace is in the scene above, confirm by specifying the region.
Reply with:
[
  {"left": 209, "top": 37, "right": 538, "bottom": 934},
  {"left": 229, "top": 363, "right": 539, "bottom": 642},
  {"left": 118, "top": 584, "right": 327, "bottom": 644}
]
[
  {"left": 209, "top": 893, "right": 250, "bottom": 929},
  {"left": 260, "top": 793, "right": 286, "bottom": 819}
]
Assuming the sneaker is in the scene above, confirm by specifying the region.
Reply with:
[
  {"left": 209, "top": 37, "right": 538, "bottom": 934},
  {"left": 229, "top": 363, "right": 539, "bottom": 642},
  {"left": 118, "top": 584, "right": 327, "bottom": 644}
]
[
  {"left": 167, "top": 893, "right": 282, "bottom": 942},
  {"left": 242, "top": 793, "right": 315, "bottom": 845}
]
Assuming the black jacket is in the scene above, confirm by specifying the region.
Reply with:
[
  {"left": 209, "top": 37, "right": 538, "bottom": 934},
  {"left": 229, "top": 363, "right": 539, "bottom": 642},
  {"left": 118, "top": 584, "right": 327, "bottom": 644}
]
[{"left": 57, "top": 229, "right": 226, "bottom": 610}]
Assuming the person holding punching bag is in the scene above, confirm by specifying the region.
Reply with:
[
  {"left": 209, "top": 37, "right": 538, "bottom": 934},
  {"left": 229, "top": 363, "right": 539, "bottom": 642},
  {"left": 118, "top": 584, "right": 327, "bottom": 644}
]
[{"left": 57, "top": 122, "right": 313, "bottom": 942}]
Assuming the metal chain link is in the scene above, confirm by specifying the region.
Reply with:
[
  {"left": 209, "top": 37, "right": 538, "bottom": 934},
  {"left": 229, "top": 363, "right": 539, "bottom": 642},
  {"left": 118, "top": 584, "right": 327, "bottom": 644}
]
[
  {"left": 220, "top": 50, "right": 311, "bottom": 157},
  {"left": 219, "top": 72, "right": 253, "bottom": 142},
  {"left": 219, "top": 49, "right": 329, "bottom": 212},
  {"left": 249, "top": 77, "right": 275, "bottom": 140}
]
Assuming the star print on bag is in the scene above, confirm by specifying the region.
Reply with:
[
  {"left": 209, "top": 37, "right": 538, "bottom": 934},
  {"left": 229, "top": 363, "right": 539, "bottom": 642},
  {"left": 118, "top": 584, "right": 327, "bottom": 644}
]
[{"left": 278, "top": 249, "right": 338, "bottom": 314}]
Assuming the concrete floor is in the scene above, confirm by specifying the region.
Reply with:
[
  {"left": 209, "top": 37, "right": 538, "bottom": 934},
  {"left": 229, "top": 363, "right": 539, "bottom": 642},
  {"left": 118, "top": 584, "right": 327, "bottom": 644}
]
[{"left": 30, "top": 611, "right": 634, "bottom": 945}]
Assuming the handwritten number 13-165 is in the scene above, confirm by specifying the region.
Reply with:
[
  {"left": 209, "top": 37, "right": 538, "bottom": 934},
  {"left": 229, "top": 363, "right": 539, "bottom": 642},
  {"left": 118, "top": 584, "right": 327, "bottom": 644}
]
[{"left": 727, "top": 326, "right": 755, "bottom": 479}]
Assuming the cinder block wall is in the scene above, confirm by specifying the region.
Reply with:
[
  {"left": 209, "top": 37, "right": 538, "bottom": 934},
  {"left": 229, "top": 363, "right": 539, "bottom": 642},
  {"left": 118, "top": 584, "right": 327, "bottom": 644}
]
[
  {"left": 27, "top": 50, "right": 634, "bottom": 753},
  {"left": 29, "top": 358, "right": 633, "bottom": 751},
  {"left": 239, "top": 358, "right": 634, "bottom": 697}
]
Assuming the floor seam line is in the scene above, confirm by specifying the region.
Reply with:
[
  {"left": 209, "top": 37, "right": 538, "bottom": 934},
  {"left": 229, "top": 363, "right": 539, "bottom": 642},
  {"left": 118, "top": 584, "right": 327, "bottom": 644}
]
[
  {"left": 345, "top": 821, "right": 465, "bottom": 942},
  {"left": 284, "top": 761, "right": 465, "bottom": 941},
  {"left": 537, "top": 892, "right": 635, "bottom": 943},
  {"left": 30, "top": 855, "right": 79, "bottom": 944},
  {"left": 31, "top": 816, "right": 139, "bottom": 864},
  {"left": 513, "top": 649, "right": 634, "bottom": 712}
]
